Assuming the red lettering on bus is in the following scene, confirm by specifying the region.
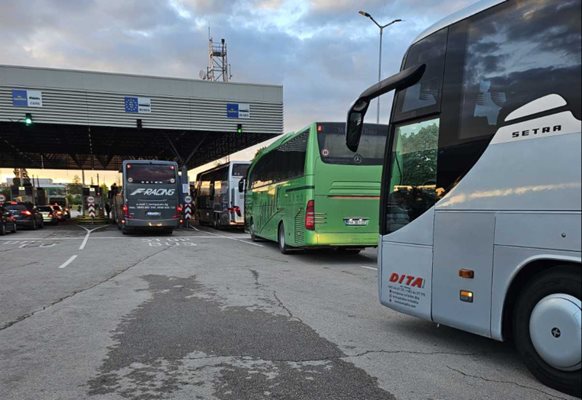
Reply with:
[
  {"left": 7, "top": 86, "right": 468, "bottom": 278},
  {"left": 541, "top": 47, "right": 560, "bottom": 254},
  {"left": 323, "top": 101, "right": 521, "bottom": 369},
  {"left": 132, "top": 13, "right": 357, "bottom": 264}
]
[{"left": 388, "top": 272, "right": 425, "bottom": 288}]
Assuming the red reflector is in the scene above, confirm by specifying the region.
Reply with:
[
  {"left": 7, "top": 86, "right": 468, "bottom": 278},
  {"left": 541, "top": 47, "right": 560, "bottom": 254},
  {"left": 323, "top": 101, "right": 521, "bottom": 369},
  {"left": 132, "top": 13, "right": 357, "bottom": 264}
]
[{"left": 305, "top": 200, "right": 315, "bottom": 230}]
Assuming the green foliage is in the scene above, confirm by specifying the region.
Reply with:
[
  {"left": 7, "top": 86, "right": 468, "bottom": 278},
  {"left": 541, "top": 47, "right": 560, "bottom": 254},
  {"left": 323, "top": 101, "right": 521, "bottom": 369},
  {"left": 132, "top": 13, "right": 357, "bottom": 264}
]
[
  {"left": 66, "top": 180, "right": 83, "bottom": 196},
  {"left": 398, "top": 123, "right": 438, "bottom": 186},
  {"left": 99, "top": 183, "right": 109, "bottom": 199}
]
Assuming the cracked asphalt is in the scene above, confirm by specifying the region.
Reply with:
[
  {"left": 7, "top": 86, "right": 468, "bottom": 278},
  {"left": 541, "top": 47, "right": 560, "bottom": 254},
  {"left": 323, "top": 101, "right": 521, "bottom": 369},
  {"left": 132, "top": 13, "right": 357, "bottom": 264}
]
[{"left": 0, "top": 223, "right": 576, "bottom": 399}]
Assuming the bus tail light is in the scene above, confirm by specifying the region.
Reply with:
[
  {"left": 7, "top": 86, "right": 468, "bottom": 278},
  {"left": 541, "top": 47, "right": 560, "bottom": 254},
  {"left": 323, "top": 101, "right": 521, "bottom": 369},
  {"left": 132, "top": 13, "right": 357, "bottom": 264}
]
[
  {"left": 175, "top": 205, "right": 183, "bottom": 219},
  {"left": 228, "top": 206, "right": 241, "bottom": 217},
  {"left": 122, "top": 204, "right": 129, "bottom": 218},
  {"left": 305, "top": 200, "right": 315, "bottom": 230}
]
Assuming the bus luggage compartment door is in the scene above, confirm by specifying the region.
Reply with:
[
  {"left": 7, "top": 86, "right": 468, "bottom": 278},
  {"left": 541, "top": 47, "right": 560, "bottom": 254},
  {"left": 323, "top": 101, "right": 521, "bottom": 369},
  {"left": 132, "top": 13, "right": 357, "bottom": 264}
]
[
  {"left": 380, "top": 240, "right": 433, "bottom": 321},
  {"left": 432, "top": 211, "right": 495, "bottom": 338}
]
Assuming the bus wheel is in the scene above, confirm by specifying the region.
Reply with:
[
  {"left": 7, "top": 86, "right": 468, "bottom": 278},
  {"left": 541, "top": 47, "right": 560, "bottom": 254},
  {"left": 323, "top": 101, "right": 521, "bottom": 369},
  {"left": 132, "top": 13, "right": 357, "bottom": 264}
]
[
  {"left": 513, "top": 266, "right": 581, "bottom": 397},
  {"left": 0, "top": 223, "right": 5, "bottom": 236},
  {"left": 122, "top": 226, "right": 130, "bottom": 235},
  {"left": 278, "top": 223, "right": 291, "bottom": 254}
]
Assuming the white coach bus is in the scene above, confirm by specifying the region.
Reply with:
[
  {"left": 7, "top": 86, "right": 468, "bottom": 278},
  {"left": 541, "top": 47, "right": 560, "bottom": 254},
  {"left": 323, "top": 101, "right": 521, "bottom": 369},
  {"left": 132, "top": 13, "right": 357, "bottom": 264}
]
[
  {"left": 346, "top": 0, "right": 581, "bottom": 396},
  {"left": 195, "top": 161, "right": 250, "bottom": 228}
]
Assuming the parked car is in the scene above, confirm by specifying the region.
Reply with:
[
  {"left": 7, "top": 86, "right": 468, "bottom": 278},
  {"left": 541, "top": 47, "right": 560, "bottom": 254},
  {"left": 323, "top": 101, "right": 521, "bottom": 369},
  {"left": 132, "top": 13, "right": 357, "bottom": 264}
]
[
  {"left": 5, "top": 202, "right": 44, "bottom": 230},
  {"left": 38, "top": 205, "right": 59, "bottom": 225},
  {"left": 0, "top": 205, "right": 18, "bottom": 235}
]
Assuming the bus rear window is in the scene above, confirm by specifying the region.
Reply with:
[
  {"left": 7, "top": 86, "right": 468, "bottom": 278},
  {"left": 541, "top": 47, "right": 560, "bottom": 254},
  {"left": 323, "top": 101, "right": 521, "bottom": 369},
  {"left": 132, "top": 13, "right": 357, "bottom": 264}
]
[
  {"left": 317, "top": 123, "right": 388, "bottom": 165},
  {"left": 126, "top": 164, "right": 177, "bottom": 184}
]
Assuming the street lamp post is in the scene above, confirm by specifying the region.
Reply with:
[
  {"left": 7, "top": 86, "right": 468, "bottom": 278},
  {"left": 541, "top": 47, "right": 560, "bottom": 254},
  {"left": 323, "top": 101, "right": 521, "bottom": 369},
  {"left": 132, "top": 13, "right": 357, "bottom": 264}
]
[{"left": 359, "top": 11, "right": 402, "bottom": 124}]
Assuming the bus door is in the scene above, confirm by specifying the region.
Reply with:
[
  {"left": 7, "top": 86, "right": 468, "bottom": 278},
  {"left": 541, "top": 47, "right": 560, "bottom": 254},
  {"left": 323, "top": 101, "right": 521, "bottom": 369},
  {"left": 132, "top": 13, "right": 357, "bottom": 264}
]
[{"left": 230, "top": 163, "right": 249, "bottom": 224}]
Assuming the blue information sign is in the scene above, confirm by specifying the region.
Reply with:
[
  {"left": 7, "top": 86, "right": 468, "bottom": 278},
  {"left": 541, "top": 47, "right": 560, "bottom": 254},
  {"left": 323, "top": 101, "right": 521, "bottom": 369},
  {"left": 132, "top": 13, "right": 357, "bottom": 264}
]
[
  {"left": 124, "top": 97, "right": 139, "bottom": 113},
  {"left": 12, "top": 90, "right": 28, "bottom": 107},
  {"left": 226, "top": 103, "right": 239, "bottom": 118}
]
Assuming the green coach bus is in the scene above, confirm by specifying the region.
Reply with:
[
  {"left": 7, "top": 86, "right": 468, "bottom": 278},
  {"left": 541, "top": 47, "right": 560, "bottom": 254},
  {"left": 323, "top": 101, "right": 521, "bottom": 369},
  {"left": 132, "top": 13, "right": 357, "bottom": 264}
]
[{"left": 243, "top": 122, "right": 387, "bottom": 254}]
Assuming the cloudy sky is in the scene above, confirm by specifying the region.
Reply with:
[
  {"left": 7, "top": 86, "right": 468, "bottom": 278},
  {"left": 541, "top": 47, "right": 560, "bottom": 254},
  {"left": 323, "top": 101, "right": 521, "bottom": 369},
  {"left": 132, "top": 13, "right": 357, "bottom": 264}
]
[{"left": 0, "top": 0, "right": 473, "bottom": 183}]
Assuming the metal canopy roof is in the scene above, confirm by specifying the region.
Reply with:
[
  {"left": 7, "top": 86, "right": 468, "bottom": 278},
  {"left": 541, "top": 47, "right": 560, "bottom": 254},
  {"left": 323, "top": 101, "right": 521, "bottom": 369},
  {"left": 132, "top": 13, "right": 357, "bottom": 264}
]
[
  {"left": 0, "top": 65, "right": 283, "bottom": 170},
  {"left": 0, "top": 122, "right": 273, "bottom": 170}
]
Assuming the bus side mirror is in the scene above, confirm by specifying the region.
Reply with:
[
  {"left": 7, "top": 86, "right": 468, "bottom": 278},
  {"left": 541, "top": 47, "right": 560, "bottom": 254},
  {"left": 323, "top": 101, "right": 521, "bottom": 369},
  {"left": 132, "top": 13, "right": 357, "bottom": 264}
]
[
  {"left": 346, "top": 99, "right": 370, "bottom": 152},
  {"left": 345, "top": 63, "right": 426, "bottom": 152},
  {"left": 238, "top": 178, "right": 246, "bottom": 193}
]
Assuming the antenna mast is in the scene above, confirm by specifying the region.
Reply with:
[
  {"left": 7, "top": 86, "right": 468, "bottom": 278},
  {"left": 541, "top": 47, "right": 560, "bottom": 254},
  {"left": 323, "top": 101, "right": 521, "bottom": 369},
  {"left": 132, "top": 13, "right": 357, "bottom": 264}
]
[{"left": 201, "top": 28, "right": 231, "bottom": 82}]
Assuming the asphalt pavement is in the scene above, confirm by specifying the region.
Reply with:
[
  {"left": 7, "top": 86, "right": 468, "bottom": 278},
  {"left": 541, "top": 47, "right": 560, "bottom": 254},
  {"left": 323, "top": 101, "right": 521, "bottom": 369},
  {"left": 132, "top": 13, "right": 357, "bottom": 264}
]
[{"left": 0, "top": 222, "right": 576, "bottom": 400}]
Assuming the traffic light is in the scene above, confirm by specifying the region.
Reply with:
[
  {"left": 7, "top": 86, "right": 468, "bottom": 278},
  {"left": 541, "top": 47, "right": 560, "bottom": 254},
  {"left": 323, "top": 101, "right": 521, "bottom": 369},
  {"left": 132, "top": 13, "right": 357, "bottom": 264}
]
[
  {"left": 236, "top": 123, "right": 243, "bottom": 134},
  {"left": 24, "top": 113, "right": 33, "bottom": 126}
]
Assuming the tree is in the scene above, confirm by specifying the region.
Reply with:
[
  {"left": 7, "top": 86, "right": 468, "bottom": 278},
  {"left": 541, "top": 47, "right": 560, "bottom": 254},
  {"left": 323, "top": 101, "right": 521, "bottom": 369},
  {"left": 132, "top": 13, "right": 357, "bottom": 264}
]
[
  {"left": 67, "top": 175, "right": 83, "bottom": 196},
  {"left": 99, "top": 183, "right": 109, "bottom": 199},
  {"left": 400, "top": 123, "right": 438, "bottom": 186}
]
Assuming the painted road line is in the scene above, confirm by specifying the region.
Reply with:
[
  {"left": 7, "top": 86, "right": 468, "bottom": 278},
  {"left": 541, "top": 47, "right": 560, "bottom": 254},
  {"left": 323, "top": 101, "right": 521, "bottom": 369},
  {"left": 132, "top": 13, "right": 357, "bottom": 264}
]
[
  {"left": 58, "top": 255, "right": 78, "bottom": 269},
  {"left": 78, "top": 225, "right": 108, "bottom": 250},
  {"left": 196, "top": 227, "right": 263, "bottom": 247},
  {"left": 226, "top": 237, "right": 264, "bottom": 247},
  {"left": 0, "top": 237, "right": 82, "bottom": 241},
  {"left": 359, "top": 265, "right": 377, "bottom": 271}
]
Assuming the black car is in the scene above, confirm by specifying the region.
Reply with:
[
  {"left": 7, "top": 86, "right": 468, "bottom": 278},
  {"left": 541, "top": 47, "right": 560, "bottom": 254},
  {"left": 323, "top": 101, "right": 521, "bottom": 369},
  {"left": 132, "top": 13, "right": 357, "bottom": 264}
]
[
  {"left": 5, "top": 202, "right": 44, "bottom": 230},
  {"left": 0, "top": 205, "right": 17, "bottom": 235}
]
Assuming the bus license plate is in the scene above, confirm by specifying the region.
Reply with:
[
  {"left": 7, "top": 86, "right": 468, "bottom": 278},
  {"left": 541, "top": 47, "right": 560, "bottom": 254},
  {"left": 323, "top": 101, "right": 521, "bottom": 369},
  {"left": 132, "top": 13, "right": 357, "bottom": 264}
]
[
  {"left": 147, "top": 211, "right": 161, "bottom": 216},
  {"left": 344, "top": 218, "right": 369, "bottom": 226}
]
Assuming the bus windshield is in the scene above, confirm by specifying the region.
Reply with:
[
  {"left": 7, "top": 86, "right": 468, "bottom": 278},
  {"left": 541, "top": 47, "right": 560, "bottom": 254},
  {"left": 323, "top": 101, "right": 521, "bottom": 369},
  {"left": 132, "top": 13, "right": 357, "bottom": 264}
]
[
  {"left": 126, "top": 164, "right": 176, "bottom": 184},
  {"left": 317, "top": 123, "right": 387, "bottom": 165}
]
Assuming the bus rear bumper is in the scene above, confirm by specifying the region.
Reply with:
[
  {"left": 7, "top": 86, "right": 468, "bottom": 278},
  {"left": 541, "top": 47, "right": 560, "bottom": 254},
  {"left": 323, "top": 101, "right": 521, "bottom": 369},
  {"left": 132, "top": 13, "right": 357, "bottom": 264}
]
[
  {"left": 304, "top": 231, "right": 379, "bottom": 247},
  {"left": 125, "top": 219, "right": 179, "bottom": 228}
]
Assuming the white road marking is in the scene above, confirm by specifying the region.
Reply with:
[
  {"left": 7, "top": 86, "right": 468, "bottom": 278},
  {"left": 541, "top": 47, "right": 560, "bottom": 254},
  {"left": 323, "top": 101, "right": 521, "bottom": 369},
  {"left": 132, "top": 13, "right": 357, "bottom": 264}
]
[
  {"left": 78, "top": 225, "right": 108, "bottom": 250},
  {"left": 227, "top": 238, "right": 264, "bottom": 247},
  {"left": 0, "top": 237, "right": 80, "bottom": 241},
  {"left": 196, "top": 227, "right": 263, "bottom": 247},
  {"left": 58, "top": 255, "right": 78, "bottom": 269},
  {"left": 359, "top": 265, "right": 377, "bottom": 271}
]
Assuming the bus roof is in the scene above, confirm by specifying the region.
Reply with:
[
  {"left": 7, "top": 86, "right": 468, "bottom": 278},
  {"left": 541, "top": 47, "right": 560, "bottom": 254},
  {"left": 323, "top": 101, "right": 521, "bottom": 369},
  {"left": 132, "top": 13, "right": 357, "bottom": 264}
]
[
  {"left": 413, "top": 0, "right": 505, "bottom": 44},
  {"left": 121, "top": 160, "right": 178, "bottom": 166},
  {"left": 253, "top": 121, "right": 338, "bottom": 163},
  {"left": 196, "top": 160, "right": 251, "bottom": 178}
]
